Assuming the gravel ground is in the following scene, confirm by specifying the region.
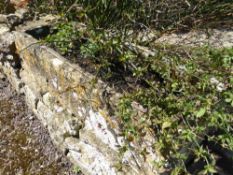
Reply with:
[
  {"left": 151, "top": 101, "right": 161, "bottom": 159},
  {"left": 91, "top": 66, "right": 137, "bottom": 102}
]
[{"left": 0, "top": 72, "right": 78, "bottom": 175}]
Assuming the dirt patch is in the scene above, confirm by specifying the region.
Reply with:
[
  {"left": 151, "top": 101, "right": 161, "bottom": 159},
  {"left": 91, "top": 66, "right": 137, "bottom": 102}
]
[{"left": 0, "top": 72, "right": 79, "bottom": 175}]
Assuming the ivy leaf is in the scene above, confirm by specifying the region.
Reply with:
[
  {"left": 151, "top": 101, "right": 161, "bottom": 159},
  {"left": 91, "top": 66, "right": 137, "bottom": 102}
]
[{"left": 195, "top": 108, "right": 206, "bottom": 118}]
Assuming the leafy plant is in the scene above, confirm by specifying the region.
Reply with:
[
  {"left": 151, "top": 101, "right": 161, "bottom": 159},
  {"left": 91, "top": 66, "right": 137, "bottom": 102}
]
[
  {"left": 28, "top": 0, "right": 233, "bottom": 174},
  {"left": 117, "top": 47, "right": 233, "bottom": 174},
  {"left": 45, "top": 22, "right": 81, "bottom": 55},
  {"left": 73, "top": 165, "right": 82, "bottom": 174}
]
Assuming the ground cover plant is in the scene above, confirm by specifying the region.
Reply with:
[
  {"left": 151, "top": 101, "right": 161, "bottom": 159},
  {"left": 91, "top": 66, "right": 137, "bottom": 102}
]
[{"left": 27, "top": 0, "right": 233, "bottom": 174}]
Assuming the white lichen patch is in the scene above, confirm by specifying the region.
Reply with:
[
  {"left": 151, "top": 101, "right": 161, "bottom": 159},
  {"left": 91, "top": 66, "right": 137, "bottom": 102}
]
[
  {"left": 54, "top": 104, "right": 64, "bottom": 113},
  {"left": 63, "top": 118, "right": 80, "bottom": 136},
  {"left": 36, "top": 101, "right": 54, "bottom": 125},
  {"left": 72, "top": 92, "right": 78, "bottom": 100},
  {"left": 122, "top": 150, "right": 140, "bottom": 174},
  {"left": 51, "top": 77, "right": 58, "bottom": 89},
  {"left": 84, "top": 110, "right": 119, "bottom": 151},
  {"left": 0, "top": 25, "right": 9, "bottom": 35},
  {"left": 76, "top": 107, "right": 86, "bottom": 118},
  {"left": 66, "top": 139, "right": 116, "bottom": 175},
  {"left": 52, "top": 58, "right": 64, "bottom": 67},
  {"left": 42, "top": 92, "right": 53, "bottom": 106},
  {"left": 116, "top": 136, "right": 124, "bottom": 147}
]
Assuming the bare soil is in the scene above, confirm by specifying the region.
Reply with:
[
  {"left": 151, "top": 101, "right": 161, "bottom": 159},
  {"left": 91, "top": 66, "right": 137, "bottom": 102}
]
[{"left": 0, "top": 72, "right": 78, "bottom": 175}]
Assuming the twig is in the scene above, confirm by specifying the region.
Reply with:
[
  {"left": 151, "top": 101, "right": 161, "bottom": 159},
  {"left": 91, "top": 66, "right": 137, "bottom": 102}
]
[{"left": 66, "top": 0, "right": 79, "bottom": 14}]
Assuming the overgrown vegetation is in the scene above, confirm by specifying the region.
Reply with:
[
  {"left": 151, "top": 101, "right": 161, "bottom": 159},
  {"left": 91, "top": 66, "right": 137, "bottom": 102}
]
[
  {"left": 30, "top": 0, "right": 233, "bottom": 30},
  {"left": 26, "top": 0, "right": 233, "bottom": 174},
  {"left": 117, "top": 46, "right": 233, "bottom": 174}
]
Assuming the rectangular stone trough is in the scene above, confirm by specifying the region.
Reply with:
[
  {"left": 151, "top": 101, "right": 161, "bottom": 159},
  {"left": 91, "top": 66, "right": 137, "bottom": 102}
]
[{"left": 0, "top": 23, "right": 159, "bottom": 174}]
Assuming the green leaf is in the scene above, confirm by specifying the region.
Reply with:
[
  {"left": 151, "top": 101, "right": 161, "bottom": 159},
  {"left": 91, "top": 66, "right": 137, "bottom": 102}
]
[
  {"left": 195, "top": 108, "right": 206, "bottom": 118},
  {"left": 162, "top": 121, "right": 172, "bottom": 130},
  {"left": 201, "top": 164, "right": 217, "bottom": 174},
  {"left": 225, "top": 98, "right": 232, "bottom": 103}
]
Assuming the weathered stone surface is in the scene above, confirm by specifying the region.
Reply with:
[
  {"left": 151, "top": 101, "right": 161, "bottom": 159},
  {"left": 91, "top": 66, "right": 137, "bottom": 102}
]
[
  {"left": 0, "top": 25, "right": 10, "bottom": 35},
  {"left": 0, "top": 30, "right": 159, "bottom": 175},
  {"left": 156, "top": 29, "right": 233, "bottom": 48},
  {"left": 16, "top": 14, "right": 59, "bottom": 33},
  {"left": 0, "top": 15, "right": 8, "bottom": 24},
  {"left": 7, "top": 14, "right": 22, "bottom": 26},
  {"left": 0, "top": 12, "right": 24, "bottom": 29},
  {"left": 15, "top": 8, "right": 28, "bottom": 19},
  {"left": 0, "top": 30, "right": 14, "bottom": 52}
]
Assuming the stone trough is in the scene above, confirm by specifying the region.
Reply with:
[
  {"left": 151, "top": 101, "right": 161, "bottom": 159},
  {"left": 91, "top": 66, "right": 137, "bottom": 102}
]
[{"left": 0, "top": 11, "right": 159, "bottom": 175}]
